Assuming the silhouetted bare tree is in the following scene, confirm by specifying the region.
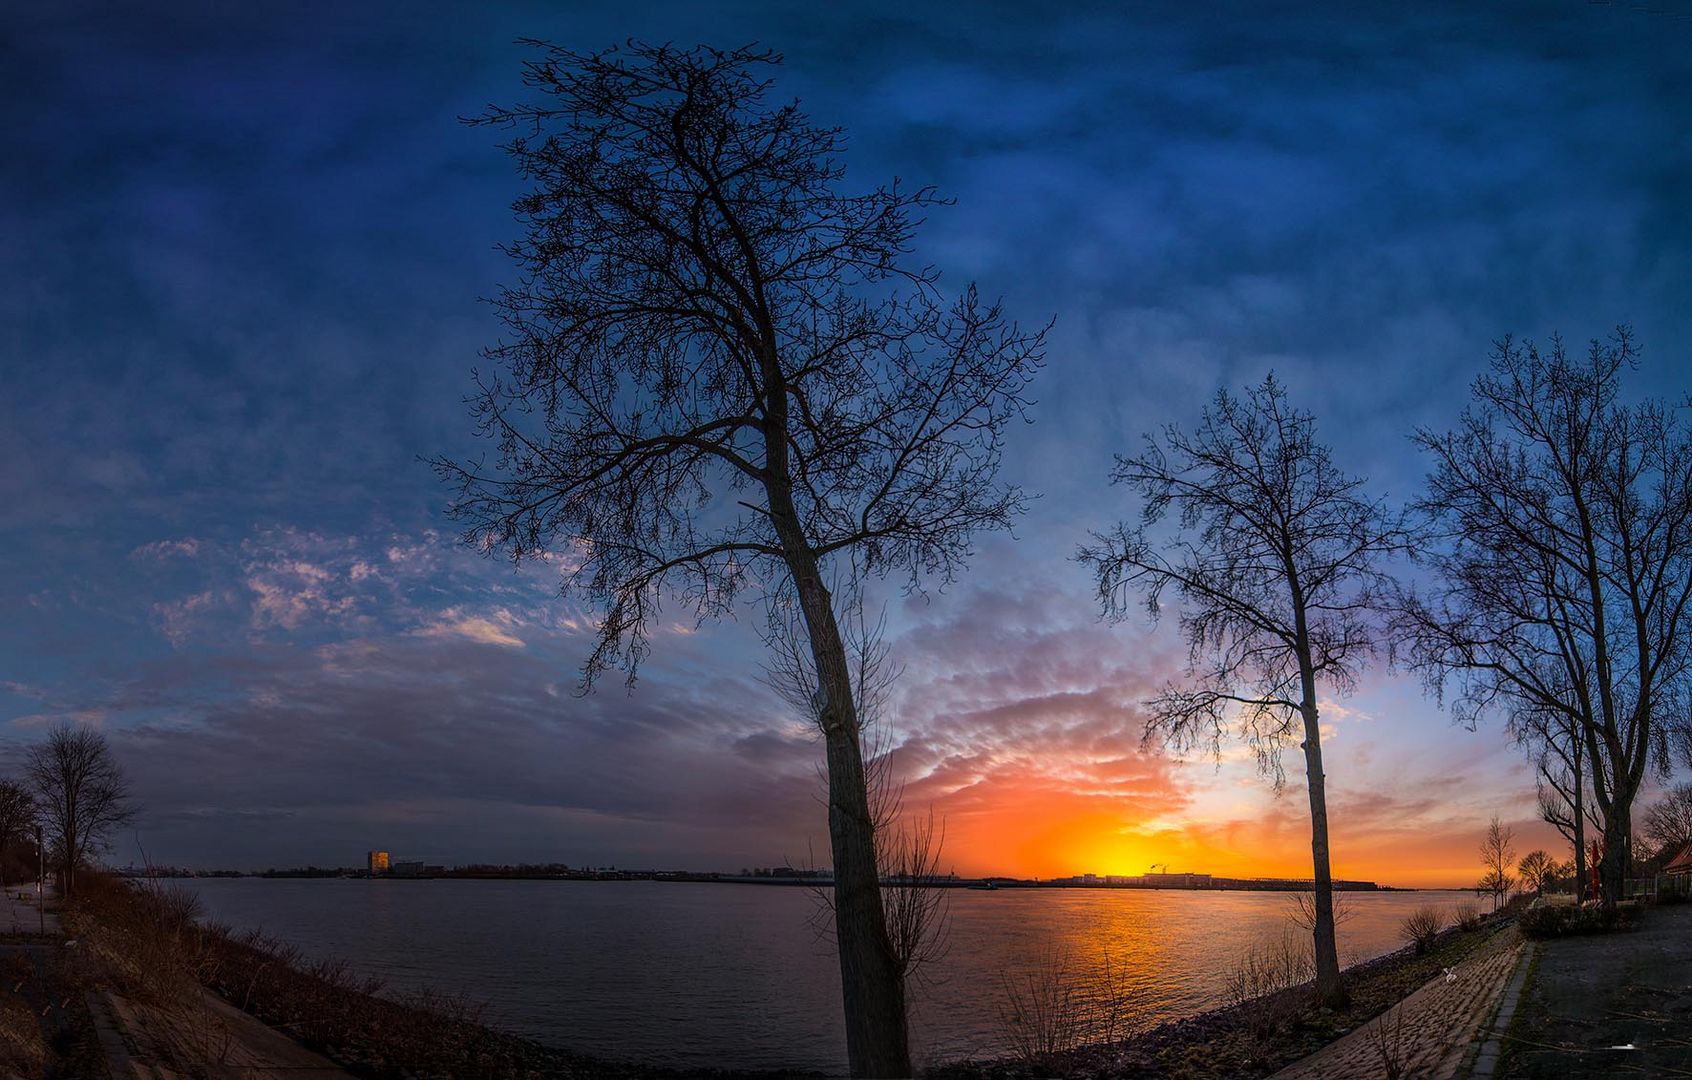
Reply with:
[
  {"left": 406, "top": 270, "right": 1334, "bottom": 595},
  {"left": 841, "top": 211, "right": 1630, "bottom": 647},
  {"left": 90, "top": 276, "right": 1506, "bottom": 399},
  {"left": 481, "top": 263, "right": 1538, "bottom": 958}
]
[
  {"left": 1399, "top": 330, "right": 1692, "bottom": 909},
  {"left": 1077, "top": 374, "right": 1405, "bottom": 1003},
  {"left": 1518, "top": 695, "right": 1593, "bottom": 896},
  {"left": 1641, "top": 781, "right": 1692, "bottom": 861},
  {"left": 436, "top": 42, "right": 1045, "bottom": 1077},
  {"left": 1517, "top": 849, "right": 1555, "bottom": 896},
  {"left": 0, "top": 780, "right": 34, "bottom": 886},
  {"left": 1477, "top": 816, "right": 1516, "bottom": 910},
  {"left": 25, "top": 724, "right": 132, "bottom": 897}
]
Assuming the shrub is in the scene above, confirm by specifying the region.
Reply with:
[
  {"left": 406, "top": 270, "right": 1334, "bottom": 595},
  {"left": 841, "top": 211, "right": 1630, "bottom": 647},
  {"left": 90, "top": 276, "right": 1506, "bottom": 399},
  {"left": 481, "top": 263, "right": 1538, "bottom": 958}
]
[
  {"left": 1450, "top": 901, "right": 1482, "bottom": 931},
  {"left": 1518, "top": 904, "right": 1631, "bottom": 939},
  {"left": 1224, "top": 928, "right": 1313, "bottom": 1044},
  {"left": 996, "top": 949, "right": 1088, "bottom": 1064},
  {"left": 995, "top": 943, "right": 1138, "bottom": 1064},
  {"left": 1400, "top": 905, "right": 1445, "bottom": 954}
]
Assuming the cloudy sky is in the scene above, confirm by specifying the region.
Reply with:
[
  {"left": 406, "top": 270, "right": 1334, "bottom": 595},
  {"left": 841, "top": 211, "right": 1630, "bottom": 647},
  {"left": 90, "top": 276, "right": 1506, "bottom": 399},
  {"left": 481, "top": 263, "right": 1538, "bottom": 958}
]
[{"left": 4, "top": 2, "right": 1690, "bottom": 886}]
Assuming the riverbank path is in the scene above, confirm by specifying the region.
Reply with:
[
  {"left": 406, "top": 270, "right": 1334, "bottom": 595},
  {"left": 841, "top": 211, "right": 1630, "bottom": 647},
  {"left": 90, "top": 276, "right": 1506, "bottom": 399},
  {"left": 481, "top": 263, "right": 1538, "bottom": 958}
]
[
  {"left": 0, "top": 884, "right": 58, "bottom": 935},
  {"left": 1271, "top": 925, "right": 1525, "bottom": 1080}
]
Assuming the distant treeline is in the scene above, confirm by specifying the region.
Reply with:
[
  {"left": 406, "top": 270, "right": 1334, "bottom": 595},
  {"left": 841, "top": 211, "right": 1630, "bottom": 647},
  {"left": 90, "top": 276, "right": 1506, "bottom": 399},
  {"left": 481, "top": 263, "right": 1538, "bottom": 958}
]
[{"left": 118, "top": 864, "right": 1399, "bottom": 891}]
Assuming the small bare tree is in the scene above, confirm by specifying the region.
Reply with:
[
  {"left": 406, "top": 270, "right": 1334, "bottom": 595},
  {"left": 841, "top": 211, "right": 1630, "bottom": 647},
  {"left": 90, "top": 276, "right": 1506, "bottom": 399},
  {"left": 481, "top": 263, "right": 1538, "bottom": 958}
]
[
  {"left": 1287, "top": 888, "right": 1356, "bottom": 935},
  {"left": 0, "top": 780, "right": 35, "bottom": 886},
  {"left": 1517, "top": 850, "right": 1555, "bottom": 896},
  {"left": 1518, "top": 692, "right": 1593, "bottom": 898},
  {"left": 1641, "top": 781, "right": 1692, "bottom": 862},
  {"left": 437, "top": 42, "right": 1045, "bottom": 1077},
  {"left": 25, "top": 724, "right": 133, "bottom": 897},
  {"left": 1078, "top": 374, "right": 1405, "bottom": 1003},
  {"left": 1477, "top": 816, "right": 1516, "bottom": 910}
]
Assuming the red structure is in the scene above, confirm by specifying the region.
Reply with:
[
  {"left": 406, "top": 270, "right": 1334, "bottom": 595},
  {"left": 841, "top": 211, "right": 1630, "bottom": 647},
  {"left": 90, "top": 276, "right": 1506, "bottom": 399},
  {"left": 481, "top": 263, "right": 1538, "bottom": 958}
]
[
  {"left": 1588, "top": 839, "right": 1603, "bottom": 903},
  {"left": 1667, "top": 843, "right": 1692, "bottom": 879}
]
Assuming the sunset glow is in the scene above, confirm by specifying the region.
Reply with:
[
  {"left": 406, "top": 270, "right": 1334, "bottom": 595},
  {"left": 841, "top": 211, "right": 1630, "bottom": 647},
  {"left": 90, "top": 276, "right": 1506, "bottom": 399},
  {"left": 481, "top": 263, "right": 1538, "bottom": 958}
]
[{"left": 2, "top": 3, "right": 1682, "bottom": 893}]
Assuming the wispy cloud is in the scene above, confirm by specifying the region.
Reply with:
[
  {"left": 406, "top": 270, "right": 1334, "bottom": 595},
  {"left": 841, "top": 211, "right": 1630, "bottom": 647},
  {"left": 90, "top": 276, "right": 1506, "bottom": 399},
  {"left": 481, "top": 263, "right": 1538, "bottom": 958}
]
[{"left": 415, "top": 607, "right": 525, "bottom": 648}]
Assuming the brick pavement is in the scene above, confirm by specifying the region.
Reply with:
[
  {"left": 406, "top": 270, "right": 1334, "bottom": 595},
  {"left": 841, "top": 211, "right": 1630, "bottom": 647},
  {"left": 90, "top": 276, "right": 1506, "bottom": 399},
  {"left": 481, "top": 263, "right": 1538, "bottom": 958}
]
[{"left": 1272, "top": 928, "right": 1525, "bottom": 1080}]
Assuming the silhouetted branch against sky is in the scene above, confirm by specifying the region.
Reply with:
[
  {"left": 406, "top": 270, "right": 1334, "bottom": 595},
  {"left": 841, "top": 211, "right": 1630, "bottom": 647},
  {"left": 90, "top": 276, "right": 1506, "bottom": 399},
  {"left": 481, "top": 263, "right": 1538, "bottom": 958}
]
[
  {"left": 1078, "top": 374, "right": 1408, "bottom": 780},
  {"left": 434, "top": 40, "right": 1048, "bottom": 686},
  {"left": 1398, "top": 328, "right": 1692, "bottom": 903},
  {"left": 8, "top": 4, "right": 1692, "bottom": 878}
]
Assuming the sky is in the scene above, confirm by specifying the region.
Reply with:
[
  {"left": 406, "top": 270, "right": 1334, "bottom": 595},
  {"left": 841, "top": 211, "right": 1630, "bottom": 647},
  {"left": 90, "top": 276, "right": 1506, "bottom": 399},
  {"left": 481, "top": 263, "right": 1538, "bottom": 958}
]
[{"left": 3, "top": 1, "right": 1690, "bottom": 888}]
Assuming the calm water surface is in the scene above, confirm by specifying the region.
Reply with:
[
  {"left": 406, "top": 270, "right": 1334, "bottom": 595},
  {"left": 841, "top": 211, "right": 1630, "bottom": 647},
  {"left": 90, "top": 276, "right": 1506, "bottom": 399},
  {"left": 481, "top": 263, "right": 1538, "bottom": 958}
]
[{"left": 186, "top": 879, "right": 1472, "bottom": 1074}]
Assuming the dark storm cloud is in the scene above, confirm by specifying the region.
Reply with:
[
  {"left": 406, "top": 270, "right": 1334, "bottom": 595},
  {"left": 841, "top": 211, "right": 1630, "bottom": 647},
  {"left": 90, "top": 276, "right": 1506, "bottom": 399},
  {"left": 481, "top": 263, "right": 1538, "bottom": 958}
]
[{"left": 9, "top": 621, "right": 823, "bottom": 868}]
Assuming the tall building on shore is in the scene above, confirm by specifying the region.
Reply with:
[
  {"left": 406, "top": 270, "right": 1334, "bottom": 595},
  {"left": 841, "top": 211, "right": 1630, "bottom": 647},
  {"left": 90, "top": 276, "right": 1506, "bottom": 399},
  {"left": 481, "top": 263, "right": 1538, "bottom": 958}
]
[{"left": 367, "top": 850, "right": 389, "bottom": 875}]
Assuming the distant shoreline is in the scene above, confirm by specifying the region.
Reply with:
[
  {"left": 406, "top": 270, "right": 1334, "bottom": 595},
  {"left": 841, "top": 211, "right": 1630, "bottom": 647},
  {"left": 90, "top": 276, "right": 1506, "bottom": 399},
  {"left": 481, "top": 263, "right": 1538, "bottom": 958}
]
[{"left": 140, "top": 869, "right": 1436, "bottom": 892}]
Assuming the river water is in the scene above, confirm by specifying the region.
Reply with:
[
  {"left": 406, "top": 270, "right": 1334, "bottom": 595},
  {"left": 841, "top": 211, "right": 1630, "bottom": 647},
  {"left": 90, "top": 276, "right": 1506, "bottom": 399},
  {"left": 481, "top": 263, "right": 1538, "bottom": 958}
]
[{"left": 184, "top": 878, "right": 1473, "bottom": 1074}]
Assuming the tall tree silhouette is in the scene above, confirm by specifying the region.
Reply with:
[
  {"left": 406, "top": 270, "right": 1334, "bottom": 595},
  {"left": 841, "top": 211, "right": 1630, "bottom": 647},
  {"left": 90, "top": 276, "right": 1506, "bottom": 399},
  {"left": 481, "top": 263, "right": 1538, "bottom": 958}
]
[
  {"left": 1400, "top": 330, "right": 1692, "bottom": 909},
  {"left": 1078, "top": 374, "right": 1404, "bottom": 1002},
  {"left": 0, "top": 781, "right": 34, "bottom": 887},
  {"left": 26, "top": 724, "right": 131, "bottom": 897},
  {"left": 437, "top": 42, "right": 1045, "bottom": 1077}
]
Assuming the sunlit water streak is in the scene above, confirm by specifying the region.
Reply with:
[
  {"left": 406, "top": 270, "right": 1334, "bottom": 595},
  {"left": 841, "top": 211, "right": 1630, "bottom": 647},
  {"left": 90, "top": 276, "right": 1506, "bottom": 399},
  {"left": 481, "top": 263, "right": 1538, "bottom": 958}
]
[{"left": 185, "top": 879, "right": 1477, "bottom": 1074}]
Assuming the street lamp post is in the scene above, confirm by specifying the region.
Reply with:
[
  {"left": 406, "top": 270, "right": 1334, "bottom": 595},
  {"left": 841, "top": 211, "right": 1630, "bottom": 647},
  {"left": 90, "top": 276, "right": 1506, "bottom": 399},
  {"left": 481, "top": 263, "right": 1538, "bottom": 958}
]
[{"left": 35, "top": 825, "right": 43, "bottom": 935}]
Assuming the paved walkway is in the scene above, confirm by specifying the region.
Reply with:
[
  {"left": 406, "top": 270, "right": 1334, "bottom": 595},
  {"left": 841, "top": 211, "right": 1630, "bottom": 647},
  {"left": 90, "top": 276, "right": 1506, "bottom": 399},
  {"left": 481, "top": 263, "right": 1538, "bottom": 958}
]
[
  {"left": 1272, "top": 928, "right": 1525, "bottom": 1080},
  {"left": 0, "top": 883, "right": 348, "bottom": 1077},
  {"left": 0, "top": 885, "right": 58, "bottom": 935},
  {"left": 1502, "top": 903, "right": 1692, "bottom": 1077},
  {"left": 93, "top": 987, "right": 352, "bottom": 1078}
]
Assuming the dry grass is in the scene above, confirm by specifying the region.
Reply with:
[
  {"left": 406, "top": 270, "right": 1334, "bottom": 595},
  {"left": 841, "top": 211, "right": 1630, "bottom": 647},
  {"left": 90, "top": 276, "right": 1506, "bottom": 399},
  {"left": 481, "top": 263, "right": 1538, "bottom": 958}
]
[
  {"left": 0, "top": 988, "right": 47, "bottom": 1076},
  {"left": 995, "top": 942, "right": 1138, "bottom": 1066},
  {"left": 62, "top": 871, "right": 245, "bottom": 1069},
  {"left": 1223, "top": 928, "right": 1314, "bottom": 1046},
  {"left": 1450, "top": 900, "right": 1482, "bottom": 931}
]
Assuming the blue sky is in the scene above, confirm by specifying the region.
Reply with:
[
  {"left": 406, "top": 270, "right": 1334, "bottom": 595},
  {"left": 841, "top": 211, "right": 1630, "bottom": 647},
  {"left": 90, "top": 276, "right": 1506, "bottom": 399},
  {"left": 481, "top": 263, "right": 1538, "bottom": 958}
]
[{"left": 3, "top": 1, "right": 1689, "bottom": 881}]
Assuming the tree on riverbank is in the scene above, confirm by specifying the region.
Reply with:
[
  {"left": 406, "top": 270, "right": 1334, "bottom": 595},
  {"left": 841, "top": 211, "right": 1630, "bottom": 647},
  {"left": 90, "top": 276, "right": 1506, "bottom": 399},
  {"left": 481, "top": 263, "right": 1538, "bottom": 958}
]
[
  {"left": 1078, "top": 375, "right": 1406, "bottom": 1003},
  {"left": 1529, "top": 703, "right": 1593, "bottom": 900},
  {"left": 1398, "top": 330, "right": 1692, "bottom": 910},
  {"left": 0, "top": 781, "right": 34, "bottom": 886},
  {"left": 436, "top": 41, "right": 1046, "bottom": 1077},
  {"left": 1642, "top": 782, "right": 1692, "bottom": 862},
  {"left": 1518, "top": 849, "right": 1554, "bottom": 897},
  {"left": 26, "top": 724, "right": 132, "bottom": 897},
  {"left": 1477, "top": 817, "right": 1517, "bottom": 910}
]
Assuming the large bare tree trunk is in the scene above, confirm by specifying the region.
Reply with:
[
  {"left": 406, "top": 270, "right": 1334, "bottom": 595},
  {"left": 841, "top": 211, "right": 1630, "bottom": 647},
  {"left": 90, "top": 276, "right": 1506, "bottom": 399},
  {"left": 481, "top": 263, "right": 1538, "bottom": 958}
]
[
  {"left": 806, "top": 590, "right": 911, "bottom": 1077},
  {"left": 1299, "top": 701, "right": 1343, "bottom": 1002},
  {"left": 1599, "top": 813, "right": 1627, "bottom": 907},
  {"left": 778, "top": 522, "right": 910, "bottom": 1076},
  {"left": 1571, "top": 758, "right": 1588, "bottom": 902},
  {"left": 821, "top": 724, "right": 910, "bottom": 1077}
]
